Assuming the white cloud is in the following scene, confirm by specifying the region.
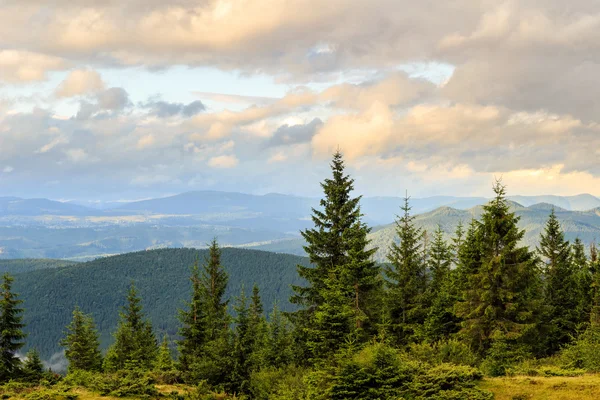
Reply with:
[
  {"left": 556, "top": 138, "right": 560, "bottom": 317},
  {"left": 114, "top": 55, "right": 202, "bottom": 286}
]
[
  {"left": 2, "top": 166, "right": 14, "bottom": 173},
  {"left": 55, "top": 69, "right": 105, "bottom": 98},
  {"left": 208, "top": 155, "right": 239, "bottom": 169}
]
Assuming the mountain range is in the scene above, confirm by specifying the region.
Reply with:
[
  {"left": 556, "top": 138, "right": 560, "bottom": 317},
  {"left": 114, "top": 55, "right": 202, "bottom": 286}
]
[{"left": 0, "top": 191, "right": 599, "bottom": 261}]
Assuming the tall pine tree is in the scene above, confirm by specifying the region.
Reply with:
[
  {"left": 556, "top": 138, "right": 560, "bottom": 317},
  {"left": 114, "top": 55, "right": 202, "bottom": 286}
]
[
  {"left": 572, "top": 238, "right": 591, "bottom": 325},
  {"left": 455, "top": 181, "right": 541, "bottom": 356},
  {"left": 384, "top": 195, "right": 428, "bottom": 345},
  {"left": 0, "top": 274, "right": 26, "bottom": 382},
  {"left": 178, "top": 259, "right": 206, "bottom": 373},
  {"left": 290, "top": 151, "right": 378, "bottom": 358},
  {"left": 104, "top": 283, "right": 157, "bottom": 371},
  {"left": 538, "top": 209, "right": 579, "bottom": 354},
  {"left": 424, "top": 226, "right": 460, "bottom": 342},
  {"left": 61, "top": 306, "right": 103, "bottom": 372}
]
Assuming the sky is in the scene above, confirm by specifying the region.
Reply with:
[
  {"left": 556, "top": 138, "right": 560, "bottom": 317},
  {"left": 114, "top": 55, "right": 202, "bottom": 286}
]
[{"left": 1, "top": 0, "right": 600, "bottom": 202}]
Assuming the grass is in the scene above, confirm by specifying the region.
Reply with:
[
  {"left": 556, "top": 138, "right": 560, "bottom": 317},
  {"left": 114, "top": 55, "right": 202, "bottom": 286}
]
[{"left": 481, "top": 374, "right": 600, "bottom": 399}]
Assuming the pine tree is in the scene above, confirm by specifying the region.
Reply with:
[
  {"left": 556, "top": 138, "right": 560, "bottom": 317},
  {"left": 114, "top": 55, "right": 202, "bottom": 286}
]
[
  {"left": 201, "top": 240, "right": 229, "bottom": 341},
  {"left": 248, "top": 284, "right": 267, "bottom": 366},
  {"left": 451, "top": 221, "right": 465, "bottom": 265},
  {"left": 177, "top": 259, "right": 206, "bottom": 372},
  {"left": 572, "top": 238, "right": 591, "bottom": 324},
  {"left": 384, "top": 195, "right": 428, "bottom": 345},
  {"left": 590, "top": 242, "right": 600, "bottom": 326},
  {"left": 230, "top": 286, "right": 252, "bottom": 394},
  {"left": 105, "top": 283, "right": 157, "bottom": 371},
  {"left": 179, "top": 242, "right": 232, "bottom": 386},
  {"left": 0, "top": 274, "right": 26, "bottom": 382},
  {"left": 61, "top": 306, "right": 103, "bottom": 372},
  {"left": 538, "top": 209, "right": 579, "bottom": 354},
  {"left": 22, "top": 348, "right": 44, "bottom": 382},
  {"left": 289, "top": 151, "right": 379, "bottom": 358},
  {"left": 455, "top": 181, "right": 541, "bottom": 356},
  {"left": 156, "top": 335, "right": 174, "bottom": 371},
  {"left": 265, "top": 303, "right": 294, "bottom": 368},
  {"left": 423, "top": 226, "right": 460, "bottom": 342}
]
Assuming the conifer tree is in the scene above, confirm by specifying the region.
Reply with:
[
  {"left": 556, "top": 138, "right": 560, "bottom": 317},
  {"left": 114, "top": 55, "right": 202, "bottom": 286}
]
[
  {"left": 265, "top": 303, "right": 294, "bottom": 368},
  {"left": 455, "top": 181, "right": 541, "bottom": 356},
  {"left": 590, "top": 243, "right": 600, "bottom": 326},
  {"left": 201, "top": 240, "right": 229, "bottom": 341},
  {"left": 384, "top": 196, "right": 428, "bottom": 345},
  {"left": 156, "top": 335, "right": 174, "bottom": 371},
  {"left": 178, "top": 259, "right": 206, "bottom": 372},
  {"left": 538, "top": 209, "right": 579, "bottom": 353},
  {"left": 0, "top": 274, "right": 26, "bottom": 382},
  {"left": 423, "top": 226, "right": 460, "bottom": 341},
  {"left": 572, "top": 238, "right": 591, "bottom": 324},
  {"left": 179, "top": 242, "right": 232, "bottom": 386},
  {"left": 105, "top": 283, "right": 157, "bottom": 371},
  {"left": 230, "top": 286, "right": 252, "bottom": 394},
  {"left": 248, "top": 284, "right": 267, "bottom": 364},
  {"left": 61, "top": 306, "right": 103, "bottom": 372},
  {"left": 22, "top": 348, "right": 44, "bottom": 382},
  {"left": 289, "top": 151, "right": 379, "bottom": 357},
  {"left": 451, "top": 221, "right": 465, "bottom": 265}
]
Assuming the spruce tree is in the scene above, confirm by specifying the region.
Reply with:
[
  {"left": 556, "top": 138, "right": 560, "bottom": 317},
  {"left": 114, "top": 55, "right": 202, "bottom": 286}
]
[
  {"left": 590, "top": 243, "right": 600, "bottom": 326},
  {"left": 22, "top": 348, "right": 44, "bottom": 382},
  {"left": 248, "top": 284, "right": 267, "bottom": 366},
  {"left": 201, "top": 240, "right": 229, "bottom": 341},
  {"left": 573, "top": 238, "right": 591, "bottom": 324},
  {"left": 105, "top": 283, "right": 157, "bottom": 371},
  {"left": 455, "top": 181, "right": 541, "bottom": 356},
  {"left": 61, "top": 306, "right": 103, "bottom": 372},
  {"left": 230, "top": 286, "right": 252, "bottom": 394},
  {"left": 0, "top": 274, "right": 26, "bottom": 382},
  {"left": 289, "top": 151, "right": 379, "bottom": 358},
  {"left": 156, "top": 335, "right": 174, "bottom": 371},
  {"left": 384, "top": 195, "right": 428, "bottom": 345},
  {"left": 177, "top": 259, "right": 206, "bottom": 373},
  {"left": 538, "top": 209, "right": 579, "bottom": 354},
  {"left": 265, "top": 303, "right": 293, "bottom": 368},
  {"left": 423, "top": 226, "right": 460, "bottom": 342},
  {"left": 179, "top": 242, "right": 232, "bottom": 386}
]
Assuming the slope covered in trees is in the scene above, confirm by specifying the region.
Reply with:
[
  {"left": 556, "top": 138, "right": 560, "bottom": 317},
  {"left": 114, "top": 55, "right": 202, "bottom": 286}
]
[{"left": 11, "top": 248, "right": 309, "bottom": 358}]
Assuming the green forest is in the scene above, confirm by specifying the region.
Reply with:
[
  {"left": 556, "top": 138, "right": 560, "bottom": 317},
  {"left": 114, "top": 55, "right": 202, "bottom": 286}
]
[{"left": 2, "top": 151, "right": 600, "bottom": 399}]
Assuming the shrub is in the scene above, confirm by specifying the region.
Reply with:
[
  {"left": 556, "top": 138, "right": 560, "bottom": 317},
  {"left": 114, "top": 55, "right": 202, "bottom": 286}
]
[
  {"left": 249, "top": 366, "right": 308, "bottom": 400},
  {"left": 410, "top": 364, "right": 493, "bottom": 400},
  {"left": 481, "top": 340, "right": 530, "bottom": 377},
  {"left": 559, "top": 326, "right": 600, "bottom": 372},
  {"left": 408, "top": 340, "right": 478, "bottom": 367}
]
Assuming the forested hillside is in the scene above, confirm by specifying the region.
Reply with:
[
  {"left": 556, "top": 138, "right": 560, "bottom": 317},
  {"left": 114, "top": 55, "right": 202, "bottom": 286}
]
[
  {"left": 11, "top": 248, "right": 308, "bottom": 358},
  {"left": 0, "top": 259, "right": 78, "bottom": 274}
]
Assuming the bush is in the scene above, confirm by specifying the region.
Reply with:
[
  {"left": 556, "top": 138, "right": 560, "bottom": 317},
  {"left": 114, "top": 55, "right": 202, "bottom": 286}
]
[
  {"left": 310, "top": 344, "right": 421, "bottom": 400},
  {"left": 62, "top": 369, "right": 158, "bottom": 397},
  {"left": 249, "top": 366, "right": 308, "bottom": 400},
  {"left": 24, "top": 388, "right": 78, "bottom": 400},
  {"left": 410, "top": 364, "right": 493, "bottom": 400},
  {"left": 559, "top": 326, "right": 600, "bottom": 372},
  {"left": 481, "top": 340, "right": 530, "bottom": 377},
  {"left": 408, "top": 340, "right": 478, "bottom": 367}
]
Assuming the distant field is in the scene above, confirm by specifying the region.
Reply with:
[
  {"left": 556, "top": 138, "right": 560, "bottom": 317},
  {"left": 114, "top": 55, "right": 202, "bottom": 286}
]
[{"left": 482, "top": 374, "right": 600, "bottom": 399}]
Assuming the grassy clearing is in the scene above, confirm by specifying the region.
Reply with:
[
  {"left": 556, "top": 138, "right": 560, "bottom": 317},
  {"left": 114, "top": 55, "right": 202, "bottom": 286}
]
[{"left": 481, "top": 374, "right": 600, "bottom": 399}]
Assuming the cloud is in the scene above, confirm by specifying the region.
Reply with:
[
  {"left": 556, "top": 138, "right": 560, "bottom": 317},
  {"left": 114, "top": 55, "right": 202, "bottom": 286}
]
[
  {"left": 76, "top": 87, "right": 131, "bottom": 119},
  {"left": 208, "top": 155, "right": 239, "bottom": 168},
  {"left": 266, "top": 118, "right": 322, "bottom": 147},
  {"left": 2, "top": 166, "right": 13, "bottom": 173},
  {"left": 55, "top": 69, "right": 105, "bottom": 97},
  {"left": 141, "top": 99, "right": 205, "bottom": 118},
  {"left": 0, "top": 50, "right": 67, "bottom": 82}
]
